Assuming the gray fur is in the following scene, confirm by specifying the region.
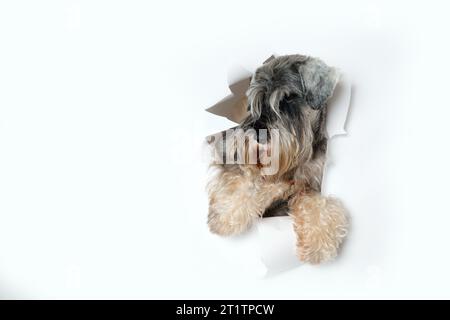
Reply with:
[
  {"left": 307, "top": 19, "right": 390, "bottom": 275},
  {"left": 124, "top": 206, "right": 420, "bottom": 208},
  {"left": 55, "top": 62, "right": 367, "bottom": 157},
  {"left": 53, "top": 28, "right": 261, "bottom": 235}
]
[{"left": 247, "top": 54, "right": 339, "bottom": 117}]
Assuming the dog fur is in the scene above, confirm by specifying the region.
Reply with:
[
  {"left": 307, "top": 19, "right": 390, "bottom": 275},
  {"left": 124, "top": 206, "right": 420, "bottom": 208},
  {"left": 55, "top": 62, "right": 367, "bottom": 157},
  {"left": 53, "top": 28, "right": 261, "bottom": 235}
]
[{"left": 207, "top": 54, "right": 349, "bottom": 264}]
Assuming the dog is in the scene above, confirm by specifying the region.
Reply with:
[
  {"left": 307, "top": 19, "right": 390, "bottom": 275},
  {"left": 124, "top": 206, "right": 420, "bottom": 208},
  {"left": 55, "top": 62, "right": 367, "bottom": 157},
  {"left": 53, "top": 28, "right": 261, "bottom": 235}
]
[{"left": 206, "top": 54, "right": 348, "bottom": 264}]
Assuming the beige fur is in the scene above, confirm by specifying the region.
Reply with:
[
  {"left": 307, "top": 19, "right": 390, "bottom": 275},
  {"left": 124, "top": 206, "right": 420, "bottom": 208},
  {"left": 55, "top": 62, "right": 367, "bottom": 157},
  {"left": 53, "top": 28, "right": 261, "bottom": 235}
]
[
  {"left": 289, "top": 193, "right": 348, "bottom": 264},
  {"left": 207, "top": 165, "right": 349, "bottom": 263},
  {"left": 207, "top": 166, "right": 293, "bottom": 235}
]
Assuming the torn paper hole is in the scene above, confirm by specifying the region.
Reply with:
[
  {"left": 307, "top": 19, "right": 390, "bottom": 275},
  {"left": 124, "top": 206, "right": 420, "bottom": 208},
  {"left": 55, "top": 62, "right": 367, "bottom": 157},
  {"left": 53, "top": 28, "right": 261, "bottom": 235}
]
[{"left": 205, "top": 56, "right": 352, "bottom": 275}]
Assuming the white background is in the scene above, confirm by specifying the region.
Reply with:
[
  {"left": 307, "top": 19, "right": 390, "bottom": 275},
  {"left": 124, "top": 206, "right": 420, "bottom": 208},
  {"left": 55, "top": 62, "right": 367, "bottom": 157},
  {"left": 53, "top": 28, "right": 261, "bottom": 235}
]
[{"left": 0, "top": 0, "right": 449, "bottom": 299}]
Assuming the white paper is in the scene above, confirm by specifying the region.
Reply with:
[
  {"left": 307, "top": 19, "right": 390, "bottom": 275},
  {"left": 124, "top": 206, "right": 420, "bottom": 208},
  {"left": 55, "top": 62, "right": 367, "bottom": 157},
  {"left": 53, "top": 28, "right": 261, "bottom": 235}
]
[
  {"left": 326, "top": 73, "right": 352, "bottom": 138},
  {"left": 256, "top": 216, "right": 301, "bottom": 274}
]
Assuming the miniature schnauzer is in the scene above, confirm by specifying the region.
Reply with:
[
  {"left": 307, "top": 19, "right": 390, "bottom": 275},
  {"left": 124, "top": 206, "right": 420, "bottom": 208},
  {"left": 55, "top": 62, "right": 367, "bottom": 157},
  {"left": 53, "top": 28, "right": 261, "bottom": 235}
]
[{"left": 207, "top": 54, "right": 348, "bottom": 264}]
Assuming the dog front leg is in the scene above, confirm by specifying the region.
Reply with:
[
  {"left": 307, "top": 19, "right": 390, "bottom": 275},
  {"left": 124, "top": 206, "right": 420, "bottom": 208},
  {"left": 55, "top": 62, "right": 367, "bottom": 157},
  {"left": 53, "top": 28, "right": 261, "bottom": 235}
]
[
  {"left": 207, "top": 167, "right": 291, "bottom": 236},
  {"left": 289, "top": 192, "right": 349, "bottom": 264}
]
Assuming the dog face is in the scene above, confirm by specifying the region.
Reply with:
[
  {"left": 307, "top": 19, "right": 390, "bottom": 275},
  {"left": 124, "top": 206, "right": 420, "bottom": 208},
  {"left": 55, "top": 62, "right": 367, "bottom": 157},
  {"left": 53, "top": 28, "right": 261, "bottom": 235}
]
[{"left": 238, "top": 55, "right": 339, "bottom": 177}]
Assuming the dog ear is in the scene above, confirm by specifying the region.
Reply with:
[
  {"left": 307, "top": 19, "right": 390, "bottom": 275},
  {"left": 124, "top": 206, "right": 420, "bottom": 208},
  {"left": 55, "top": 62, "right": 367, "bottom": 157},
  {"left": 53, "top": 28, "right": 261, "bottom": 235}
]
[{"left": 299, "top": 58, "right": 339, "bottom": 110}]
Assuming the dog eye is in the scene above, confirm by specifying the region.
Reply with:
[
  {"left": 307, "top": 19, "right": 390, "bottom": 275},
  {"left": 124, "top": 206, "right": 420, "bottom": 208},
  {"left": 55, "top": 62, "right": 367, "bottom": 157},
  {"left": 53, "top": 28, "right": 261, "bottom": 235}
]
[
  {"left": 279, "top": 94, "right": 297, "bottom": 112},
  {"left": 284, "top": 93, "right": 299, "bottom": 102}
]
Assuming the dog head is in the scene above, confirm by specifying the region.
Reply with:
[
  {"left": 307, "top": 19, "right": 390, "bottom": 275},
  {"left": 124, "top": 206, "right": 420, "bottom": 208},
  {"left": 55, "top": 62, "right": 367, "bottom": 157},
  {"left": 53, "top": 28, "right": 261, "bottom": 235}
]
[{"left": 237, "top": 54, "right": 339, "bottom": 176}]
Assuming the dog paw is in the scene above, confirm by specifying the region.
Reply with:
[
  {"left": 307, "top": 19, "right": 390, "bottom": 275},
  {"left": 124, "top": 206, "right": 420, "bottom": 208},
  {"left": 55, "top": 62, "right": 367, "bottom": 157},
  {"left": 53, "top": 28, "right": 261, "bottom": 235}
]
[
  {"left": 207, "top": 207, "right": 254, "bottom": 236},
  {"left": 291, "top": 194, "right": 349, "bottom": 264}
]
